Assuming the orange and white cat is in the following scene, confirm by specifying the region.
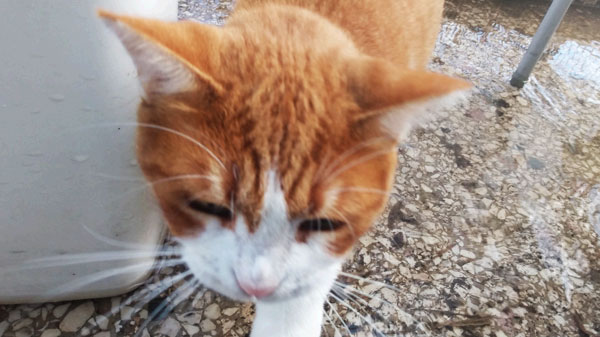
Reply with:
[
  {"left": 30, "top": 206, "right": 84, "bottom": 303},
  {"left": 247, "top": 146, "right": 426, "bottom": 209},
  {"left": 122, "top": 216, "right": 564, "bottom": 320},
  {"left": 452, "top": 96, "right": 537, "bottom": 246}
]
[{"left": 99, "top": 0, "right": 469, "bottom": 335}]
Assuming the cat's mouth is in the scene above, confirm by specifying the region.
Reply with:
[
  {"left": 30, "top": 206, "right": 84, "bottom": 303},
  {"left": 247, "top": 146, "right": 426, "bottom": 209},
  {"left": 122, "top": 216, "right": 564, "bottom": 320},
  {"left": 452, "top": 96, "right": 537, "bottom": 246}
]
[
  {"left": 255, "top": 285, "right": 312, "bottom": 303},
  {"left": 251, "top": 279, "right": 316, "bottom": 304},
  {"left": 185, "top": 266, "right": 306, "bottom": 304},
  {"left": 239, "top": 272, "right": 320, "bottom": 304},
  {"left": 209, "top": 273, "right": 312, "bottom": 304}
]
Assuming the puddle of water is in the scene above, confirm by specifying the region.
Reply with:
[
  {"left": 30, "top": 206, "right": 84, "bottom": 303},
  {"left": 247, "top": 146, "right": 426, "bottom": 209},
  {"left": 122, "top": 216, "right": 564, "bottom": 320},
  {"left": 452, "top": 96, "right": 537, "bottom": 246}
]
[{"left": 549, "top": 40, "right": 600, "bottom": 92}]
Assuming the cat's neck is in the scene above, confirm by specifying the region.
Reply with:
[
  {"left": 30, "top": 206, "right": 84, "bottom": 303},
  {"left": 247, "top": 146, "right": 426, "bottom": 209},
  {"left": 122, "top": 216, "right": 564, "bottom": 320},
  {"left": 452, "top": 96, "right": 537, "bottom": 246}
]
[{"left": 234, "top": 0, "right": 445, "bottom": 69}]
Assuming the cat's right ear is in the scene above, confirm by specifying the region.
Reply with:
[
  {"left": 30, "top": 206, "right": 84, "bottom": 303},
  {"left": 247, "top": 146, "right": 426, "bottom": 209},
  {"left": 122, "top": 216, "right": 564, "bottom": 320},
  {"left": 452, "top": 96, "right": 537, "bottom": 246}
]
[
  {"left": 346, "top": 56, "right": 471, "bottom": 142},
  {"left": 98, "top": 10, "right": 223, "bottom": 99}
]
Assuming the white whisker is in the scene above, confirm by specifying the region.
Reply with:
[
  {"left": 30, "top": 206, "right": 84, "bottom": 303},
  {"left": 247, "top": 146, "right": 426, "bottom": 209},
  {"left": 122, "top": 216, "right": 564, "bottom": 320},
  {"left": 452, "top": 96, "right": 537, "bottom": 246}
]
[
  {"left": 104, "top": 271, "right": 192, "bottom": 320},
  {"left": 134, "top": 278, "right": 200, "bottom": 337},
  {"left": 334, "top": 282, "right": 412, "bottom": 336},
  {"left": 82, "top": 225, "right": 166, "bottom": 251},
  {"left": 329, "top": 187, "right": 390, "bottom": 197},
  {"left": 110, "top": 174, "right": 218, "bottom": 204},
  {"left": 315, "top": 137, "right": 391, "bottom": 185},
  {"left": 78, "top": 122, "right": 226, "bottom": 169},
  {"left": 45, "top": 259, "right": 182, "bottom": 297},
  {"left": 330, "top": 292, "right": 387, "bottom": 337},
  {"left": 329, "top": 208, "right": 357, "bottom": 239},
  {"left": 323, "top": 149, "right": 394, "bottom": 185},
  {"left": 12, "top": 250, "right": 180, "bottom": 271},
  {"left": 323, "top": 308, "right": 343, "bottom": 337},
  {"left": 322, "top": 312, "right": 332, "bottom": 337},
  {"left": 333, "top": 284, "right": 370, "bottom": 309},
  {"left": 326, "top": 297, "right": 353, "bottom": 336},
  {"left": 332, "top": 285, "right": 389, "bottom": 331},
  {"left": 146, "top": 174, "right": 219, "bottom": 189},
  {"left": 134, "top": 272, "right": 193, "bottom": 312},
  {"left": 335, "top": 282, "right": 432, "bottom": 337},
  {"left": 335, "top": 281, "right": 404, "bottom": 314},
  {"left": 89, "top": 172, "right": 146, "bottom": 182},
  {"left": 339, "top": 272, "right": 404, "bottom": 293}
]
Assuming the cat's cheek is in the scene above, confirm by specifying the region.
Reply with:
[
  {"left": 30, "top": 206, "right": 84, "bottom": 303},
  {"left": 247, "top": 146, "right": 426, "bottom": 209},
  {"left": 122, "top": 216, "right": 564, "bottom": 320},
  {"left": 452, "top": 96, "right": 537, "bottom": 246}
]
[
  {"left": 177, "top": 230, "right": 250, "bottom": 302},
  {"left": 283, "top": 238, "right": 344, "bottom": 292}
]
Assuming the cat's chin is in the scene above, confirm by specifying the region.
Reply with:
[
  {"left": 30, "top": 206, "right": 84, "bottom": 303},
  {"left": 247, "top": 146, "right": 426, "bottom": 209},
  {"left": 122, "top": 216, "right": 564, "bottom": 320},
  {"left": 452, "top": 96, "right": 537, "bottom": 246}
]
[
  {"left": 186, "top": 271, "right": 251, "bottom": 302},
  {"left": 202, "top": 281, "right": 314, "bottom": 304},
  {"left": 253, "top": 284, "right": 315, "bottom": 304},
  {"left": 201, "top": 283, "right": 251, "bottom": 302},
  {"left": 199, "top": 287, "right": 304, "bottom": 305},
  {"left": 254, "top": 293, "right": 298, "bottom": 304},
  {"left": 212, "top": 286, "right": 312, "bottom": 304}
]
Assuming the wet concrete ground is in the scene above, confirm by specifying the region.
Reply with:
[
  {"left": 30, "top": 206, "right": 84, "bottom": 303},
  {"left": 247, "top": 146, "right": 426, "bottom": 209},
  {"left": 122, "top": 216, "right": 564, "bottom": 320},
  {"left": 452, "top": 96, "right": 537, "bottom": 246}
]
[{"left": 1, "top": 0, "right": 600, "bottom": 336}]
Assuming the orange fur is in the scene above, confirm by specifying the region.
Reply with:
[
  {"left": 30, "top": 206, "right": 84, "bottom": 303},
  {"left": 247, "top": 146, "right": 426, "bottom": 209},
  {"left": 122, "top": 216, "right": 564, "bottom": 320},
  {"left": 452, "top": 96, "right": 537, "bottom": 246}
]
[{"left": 98, "top": 0, "right": 470, "bottom": 254}]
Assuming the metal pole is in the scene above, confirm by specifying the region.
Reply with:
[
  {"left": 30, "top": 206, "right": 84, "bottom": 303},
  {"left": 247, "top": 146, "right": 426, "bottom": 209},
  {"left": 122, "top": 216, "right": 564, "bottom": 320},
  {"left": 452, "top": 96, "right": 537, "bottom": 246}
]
[{"left": 510, "top": 0, "right": 574, "bottom": 88}]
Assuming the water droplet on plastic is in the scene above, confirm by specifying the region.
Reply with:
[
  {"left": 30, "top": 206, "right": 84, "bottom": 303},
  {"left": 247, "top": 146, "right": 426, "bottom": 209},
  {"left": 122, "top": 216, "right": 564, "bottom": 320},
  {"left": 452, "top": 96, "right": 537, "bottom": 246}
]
[
  {"left": 129, "top": 159, "right": 138, "bottom": 167},
  {"left": 82, "top": 106, "right": 93, "bottom": 112},
  {"left": 1, "top": 104, "right": 7, "bottom": 108},
  {"left": 31, "top": 109, "right": 41, "bottom": 114},
  {"left": 26, "top": 151, "right": 43, "bottom": 157},
  {"left": 49, "top": 94, "right": 65, "bottom": 102},
  {"left": 72, "top": 155, "right": 89, "bottom": 163},
  {"left": 80, "top": 74, "right": 97, "bottom": 81}
]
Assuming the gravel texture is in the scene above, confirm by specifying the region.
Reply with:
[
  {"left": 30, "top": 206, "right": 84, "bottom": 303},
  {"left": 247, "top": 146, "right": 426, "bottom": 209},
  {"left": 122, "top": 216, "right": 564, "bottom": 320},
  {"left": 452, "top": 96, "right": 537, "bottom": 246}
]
[{"left": 1, "top": 0, "right": 599, "bottom": 336}]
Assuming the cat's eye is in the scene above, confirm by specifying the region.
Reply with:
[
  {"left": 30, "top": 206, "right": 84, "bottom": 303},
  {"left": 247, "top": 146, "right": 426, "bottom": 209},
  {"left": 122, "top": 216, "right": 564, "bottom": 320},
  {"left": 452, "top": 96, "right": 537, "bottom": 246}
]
[
  {"left": 298, "top": 218, "right": 346, "bottom": 232},
  {"left": 187, "top": 200, "right": 233, "bottom": 220}
]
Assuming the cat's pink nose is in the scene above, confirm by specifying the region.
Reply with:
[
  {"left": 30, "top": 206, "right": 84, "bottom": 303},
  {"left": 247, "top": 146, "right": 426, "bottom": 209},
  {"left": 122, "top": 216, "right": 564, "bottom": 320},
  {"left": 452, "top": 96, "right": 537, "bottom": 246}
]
[
  {"left": 235, "top": 256, "right": 279, "bottom": 298},
  {"left": 237, "top": 281, "right": 278, "bottom": 298}
]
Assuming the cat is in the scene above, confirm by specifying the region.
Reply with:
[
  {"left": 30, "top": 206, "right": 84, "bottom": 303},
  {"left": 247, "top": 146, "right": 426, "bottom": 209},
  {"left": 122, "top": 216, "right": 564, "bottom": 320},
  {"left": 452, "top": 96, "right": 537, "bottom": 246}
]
[{"left": 99, "top": 0, "right": 469, "bottom": 335}]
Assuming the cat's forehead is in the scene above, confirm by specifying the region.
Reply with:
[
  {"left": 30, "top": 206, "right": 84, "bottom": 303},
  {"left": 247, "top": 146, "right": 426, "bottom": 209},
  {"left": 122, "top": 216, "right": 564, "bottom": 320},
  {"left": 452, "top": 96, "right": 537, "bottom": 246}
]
[{"left": 139, "top": 95, "right": 364, "bottom": 218}]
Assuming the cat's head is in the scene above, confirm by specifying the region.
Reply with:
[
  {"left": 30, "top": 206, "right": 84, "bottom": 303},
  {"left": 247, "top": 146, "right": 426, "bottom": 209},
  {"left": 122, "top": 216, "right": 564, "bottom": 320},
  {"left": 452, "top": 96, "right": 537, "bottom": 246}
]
[{"left": 99, "top": 9, "right": 469, "bottom": 302}]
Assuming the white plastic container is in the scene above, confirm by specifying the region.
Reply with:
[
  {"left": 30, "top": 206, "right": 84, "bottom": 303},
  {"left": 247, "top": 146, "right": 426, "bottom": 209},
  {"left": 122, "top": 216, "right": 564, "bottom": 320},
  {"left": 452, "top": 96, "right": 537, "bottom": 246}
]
[{"left": 0, "top": 0, "right": 177, "bottom": 303}]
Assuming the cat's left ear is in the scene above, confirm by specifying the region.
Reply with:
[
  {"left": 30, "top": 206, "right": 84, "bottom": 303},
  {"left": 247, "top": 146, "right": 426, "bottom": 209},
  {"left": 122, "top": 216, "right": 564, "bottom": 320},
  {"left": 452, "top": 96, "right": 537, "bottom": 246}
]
[
  {"left": 98, "top": 10, "right": 223, "bottom": 99},
  {"left": 347, "top": 56, "right": 472, "bottom": 141}
]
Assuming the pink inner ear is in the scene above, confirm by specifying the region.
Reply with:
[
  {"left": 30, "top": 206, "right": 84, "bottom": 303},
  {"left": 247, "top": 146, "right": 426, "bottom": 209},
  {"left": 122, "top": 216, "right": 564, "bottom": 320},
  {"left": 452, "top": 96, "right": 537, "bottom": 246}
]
[
  {"left": 378, "top": 90, "right": 470, "bottom": 142},
  {"left": 346, "top": 56, "right": 471, "bottom": 142},
  {"left": 347, "top": 56, "right": 471, "bottom": 112},
  {"left": 99, "top": 10, "right": 224, "bottom": 97}
]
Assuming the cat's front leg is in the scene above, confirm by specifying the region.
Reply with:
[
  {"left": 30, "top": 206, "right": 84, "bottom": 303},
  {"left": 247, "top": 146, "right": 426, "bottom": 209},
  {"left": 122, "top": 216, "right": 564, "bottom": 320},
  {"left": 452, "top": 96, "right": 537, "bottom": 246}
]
[{"left": 250, "top": 280, "right": 333, "bottom": 337}]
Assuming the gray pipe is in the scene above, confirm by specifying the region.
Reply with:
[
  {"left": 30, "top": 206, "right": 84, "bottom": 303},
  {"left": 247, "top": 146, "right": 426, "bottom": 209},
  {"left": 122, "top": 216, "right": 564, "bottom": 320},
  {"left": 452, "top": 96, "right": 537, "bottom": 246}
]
[{"left": 510, "top": 0, "right": 574, "bottom": 88}]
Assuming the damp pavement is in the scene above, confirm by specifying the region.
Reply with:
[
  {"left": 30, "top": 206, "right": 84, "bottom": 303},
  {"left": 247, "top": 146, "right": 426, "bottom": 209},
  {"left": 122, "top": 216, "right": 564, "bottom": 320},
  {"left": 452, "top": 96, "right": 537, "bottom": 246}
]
[{"left": 1, "top": 0, "right": 600, "bottom": 336}]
